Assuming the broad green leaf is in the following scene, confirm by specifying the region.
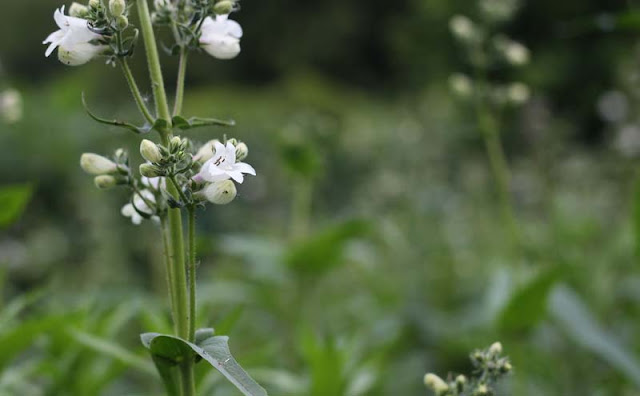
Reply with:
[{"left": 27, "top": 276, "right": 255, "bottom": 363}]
[
  {"left": 549, "top": 285, "right": 640, "bottom": 387},
  {"left": 285, "top": 220, "right": 371, "bottom": 275},
  {"left": 172, "top": 115, "right": 235, "bottom": 130},
  {"left": 497, "top": 268, "right": 559, "bottom": 333},
  {"left": 0, "top": 184, "right": 32, "bottom": 228},
  {"left": 141, "top": 332, "right": 268, "bottom": 396},
  {"left": 69, "top": 329, "right": 155, "bottom": 376}
]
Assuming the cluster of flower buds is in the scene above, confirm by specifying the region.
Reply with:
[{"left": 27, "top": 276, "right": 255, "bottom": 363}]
[
  {"left": 44, "top": 0, "right": 244, "bottom": 65},
  {"left": 424, "top": 342, "right": 512, "bottom": 396},
  {"left": 79, "top": 136, "right": 255, "bottom": 225},
  {"left": 448, "top": 0, "right": 530, "bottom": 107}
]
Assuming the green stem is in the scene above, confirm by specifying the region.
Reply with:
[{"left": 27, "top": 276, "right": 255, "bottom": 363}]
[
  {"left": 173, "top": 49, "right": 188, "bottom": 117},
  {"left": 136, "top": 1, "right": 195, "bottom": 394},
  {"left": 169, "top": 175, "right": 190, "bottom": 204},
  {"left": 160, "top": 216, "right": 178, "bottom": 334},
  {"left": 187, "top": 206, "right": 196, "bottom": 342},
  {"left": 119, "top": 58, "right": 155, "bottom": 124},
  {"left": 290, "top": 177, "right": 312, "bottom": 239},
  {"left": 136, "top": 0, "right": 172, "bottom": 127}
]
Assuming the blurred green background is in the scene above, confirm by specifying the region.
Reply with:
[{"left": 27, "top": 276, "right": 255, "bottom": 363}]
[{"left": 2, "top": 0, "right": 640, "bottom": 395}]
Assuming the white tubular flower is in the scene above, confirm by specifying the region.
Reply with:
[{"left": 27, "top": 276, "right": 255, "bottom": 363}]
[
  {"left": 43, "top": 6, "right": 106, "bottom": 66},
  {"left": 80, "top": 153, "right": 118, "bottom": 175},
  {"left": 121, "top": 190, "right": 155, "bottom": 225},
  {"left": 195, "top": 141, "right": 256, "bottom": 184},
  {"left": 199, "top": 14, "right": 243, "bottom": 60}
]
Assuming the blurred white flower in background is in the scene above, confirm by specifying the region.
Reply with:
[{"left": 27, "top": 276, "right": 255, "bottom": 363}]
[
  {"left": 507, "top": 82, "right": 530, "bottom": 105},
  {"left": 199, "top": 14, "right": 243, "bottom": 60},
  {"left": 614, "top": 124, "right": 640, "bottom": 158},
  {"left": 449, "top": 73, "right": 474, "bottom": 98},
  {"left": 43, "top": 6, "right": 106, "bottom": 66},
  {"left": 597, "top": 90, "right": 629, "bottom": 123},
  {"left": 449, "top": 15, "right": 479, "bottom": 43},
  {"left": 0, "top": 88, "right": 22, "bottom": 124}
]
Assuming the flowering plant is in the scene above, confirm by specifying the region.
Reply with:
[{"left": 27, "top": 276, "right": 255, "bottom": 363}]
[{"left": 44, "top": 1, "right": 266, "bottom": 395}]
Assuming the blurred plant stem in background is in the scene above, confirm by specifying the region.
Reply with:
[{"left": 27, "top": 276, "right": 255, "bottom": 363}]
[
  {"left": 290, "top": 177, "right": 313, "bottom": 239},
  {"left": 474, "top": 95, "right": 521, "bottom": 252}
]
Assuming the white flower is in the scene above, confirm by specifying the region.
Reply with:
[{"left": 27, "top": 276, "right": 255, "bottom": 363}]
[
  {"left": 0, "top": 89, "right": 22, "bottom": 124},
  {"left": 202, "top": 180, "right": 237, "bottom": 204},
  {"left": 195, "top": 141, "right": 256, "bottom": 184},
  {"left": 142, "top": 175, "right": 166, "bottom": 190},
  {"left": 199, "top": 14, "right": 243, "bottom": 60},
  {"left": 121, "top": 190, "right": 156, "bottom": 225},
  {"left": 80, "top": 153, "right": 118, "bottom": 175},
  {"left": 43, "top": 6, "right": 106, "bottom": 66}
]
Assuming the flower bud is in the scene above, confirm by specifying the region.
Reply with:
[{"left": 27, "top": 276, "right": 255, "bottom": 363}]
[
  {"left": 449, "top": 73, "right": 473, "bottom": 98},
  {"left": 171, "top": 136, "right": 182, "bottom": 147},
  {"left": 139, "top": 163, "right": 163, "bottom": 178},
  {"left": 488, "top": 342, "right": 503, "bottom": 356},
  {"left": 226, "top": 137, "right": 238, "bottom": 146},
  {"left": 474, "top": 384, "right": 489, "bottom": 396},
  {"left": 89, "top": 0, "right": 101, "bottom": 9},
  {"left": 116, "top": 15, "right": 129, "bottom": 30},
  {"left": 202, "top": 180, "right": 237, "bottom": 205},
  {"left": 424, "top": 373, "right": 449, "bottom": 394},
  {"left": 69, "top": 2, "right": 90, "bottom": 18},
  {"left": 194, "top": 140, "right": 218, "bottom": 163},
  {"left": 507, "top": 82, "right": 530, "bottom": 105},
  {"left": 449, "top": 15, "right": 477, "bottom": 43},
  {"left": 80, "top": 153, "right": 118, "bottom": 175},
  {"left": 140, "top": 139, "right": 163, "bottom": 163},
  {"left": 0, "top": 89, "right": 22, "bottom": 124},
  {"left": 109, "top": 0, "right": 126, "bottom": 17},
  {"left": 214, "top": 0, "right": 235, "bottom": 15},
  {"left": 94, "top": 175, "right": 117, "bottom": 189},
  {"left": 235, "top": 142, "right": 248, "bottom": 161},
  {"left": 455, "top": 375, "right": 467, "bottom": 392}
]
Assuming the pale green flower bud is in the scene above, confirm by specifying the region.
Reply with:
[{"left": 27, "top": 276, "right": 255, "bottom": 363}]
[
  {"left": 507, "top": 82, "right": 530, "bottom": 105},
  {"left": 171, "top": 136, "right": 182, "bottom": 147},
  {"left": 424, "top": 373, "right": 449, "bottom": 395},
  {"left": 214, "top": 0, "right": 235, "bottom": 15},
  {"left": 449, "top": 73, "right": 473, "bottom": 98},
  {"left": 455, "top": 375, "right": 467, "bottom": 392},
  {"left": 194, "top": 140, "right": 218, "bottom": 163},
  {"left": 139, "top": 163, "right": 163, "bottom": 178},
  {"left": 80, "top": 153, "right": 118, "bottom": 175},
  {"left": 116, "top": 15, "right": 129, "bottom": 30},
  {"left": 226, "top": 137, "right": 238, "bottom": 146},
  {"left": 488, "top": 342, "right": 503, "bottom": 356},
  {"left": 235, "top": 142, "right": 248, "bottom": 161},
  {"left": 202, "top": 180, "right": 237, "bottom": 205},
  {"left": 89, "top": 0, "right": 101, "bottom": 9},
  {"left": 0, "top": 89, "right": 22, "bottom": 124},
  {"left": 69, "top": 2, "right": 90, "bottom": 17},
  {"left": 109, "top": 0, "right": 126, "bottom": 17},
  {"left": 140, "top": 139, "right": 163, "bottom": 163},
  {"left": 474, "top": 384, "right": 489, "bottom": 396},
  {"left": 94, "top": 175, "right": 117, "bottom": 189}
]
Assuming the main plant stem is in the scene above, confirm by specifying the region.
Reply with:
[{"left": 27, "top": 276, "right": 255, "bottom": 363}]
[
  {"left": 136, "top": 1, "right": 195, "bottom": 395},
  {"left": 174, "top": 49, "right": 188, "bottom": 117},
  {"left": 187, "top": 206, "right": 196, "bottom": 342}
]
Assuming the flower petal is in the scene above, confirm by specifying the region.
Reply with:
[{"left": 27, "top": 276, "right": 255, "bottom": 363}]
[
  {"left": 227, "top": 170, "right": 245, "bottom": 183},
  {"left": 226, "top": 142, "right": 236, "bottom": 164},
  {"left": 233, "top": 162, "right": 256, "bottom": 176},
  {"left": 225, "top": 19, "right": 243, "bottom": 38}
]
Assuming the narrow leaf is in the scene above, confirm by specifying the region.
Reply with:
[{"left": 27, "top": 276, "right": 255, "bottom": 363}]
[
  {"left": 82, "top": 93, "right": 152, "bottom": 134},
  {"left": 549, "top": 285, "right": 640, "bottom": 387},
  {"left": 172, "top": 115, "right": 236, "bottom": 130}
]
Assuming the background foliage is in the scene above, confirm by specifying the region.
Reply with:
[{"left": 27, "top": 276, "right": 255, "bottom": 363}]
[{"left": 2, "top": 0, "right": 640, "bottom": 395}]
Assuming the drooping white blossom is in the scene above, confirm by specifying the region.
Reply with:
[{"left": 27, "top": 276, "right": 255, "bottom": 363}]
[
  {"left": 199, "top": 14, "right": 243, "bottom": 60},
  {"left": 121, "top": 190, "right": 156, "bottom": 225},
  {"left": 195, "top": 141, "right": 256, "bottom": 184},
  {"left": 43, "top": 6, "right": 106, "bottom": 66},
  {"left": 202, "top": 180, "right": 237, "bottom": 204},
  {"left": 142, "top": 176, "right": 166, "bottom": 190}
]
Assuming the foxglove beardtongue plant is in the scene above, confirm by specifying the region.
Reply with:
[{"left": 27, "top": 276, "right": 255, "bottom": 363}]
[{"left": 46, "top": 1, "right": 267, "bottom": 395}]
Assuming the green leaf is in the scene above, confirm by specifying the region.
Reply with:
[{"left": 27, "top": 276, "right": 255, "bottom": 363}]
[
  {"left": 0, "top": 184, "right": 32, "bottom": 228},
  {"left": 69, "top": 329, "right": 155, "bottom": 376},
  {"left": 82, "top": 93, "right": 153, "bottom": 134},
  {"left": 497, "top": 268, "right": 559, "bottom": 333},
  {"left": 141, "top": 333, "right": 268, "bottom": 396},
  {"left": 172, "top": 115, "right": 236, "bottom": 130},
  {"left": 285, "top": 220, "right": 371, "bottom": 275},
  {"left": 550, "top": 285, "right": 640, "bottom": 387}
]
